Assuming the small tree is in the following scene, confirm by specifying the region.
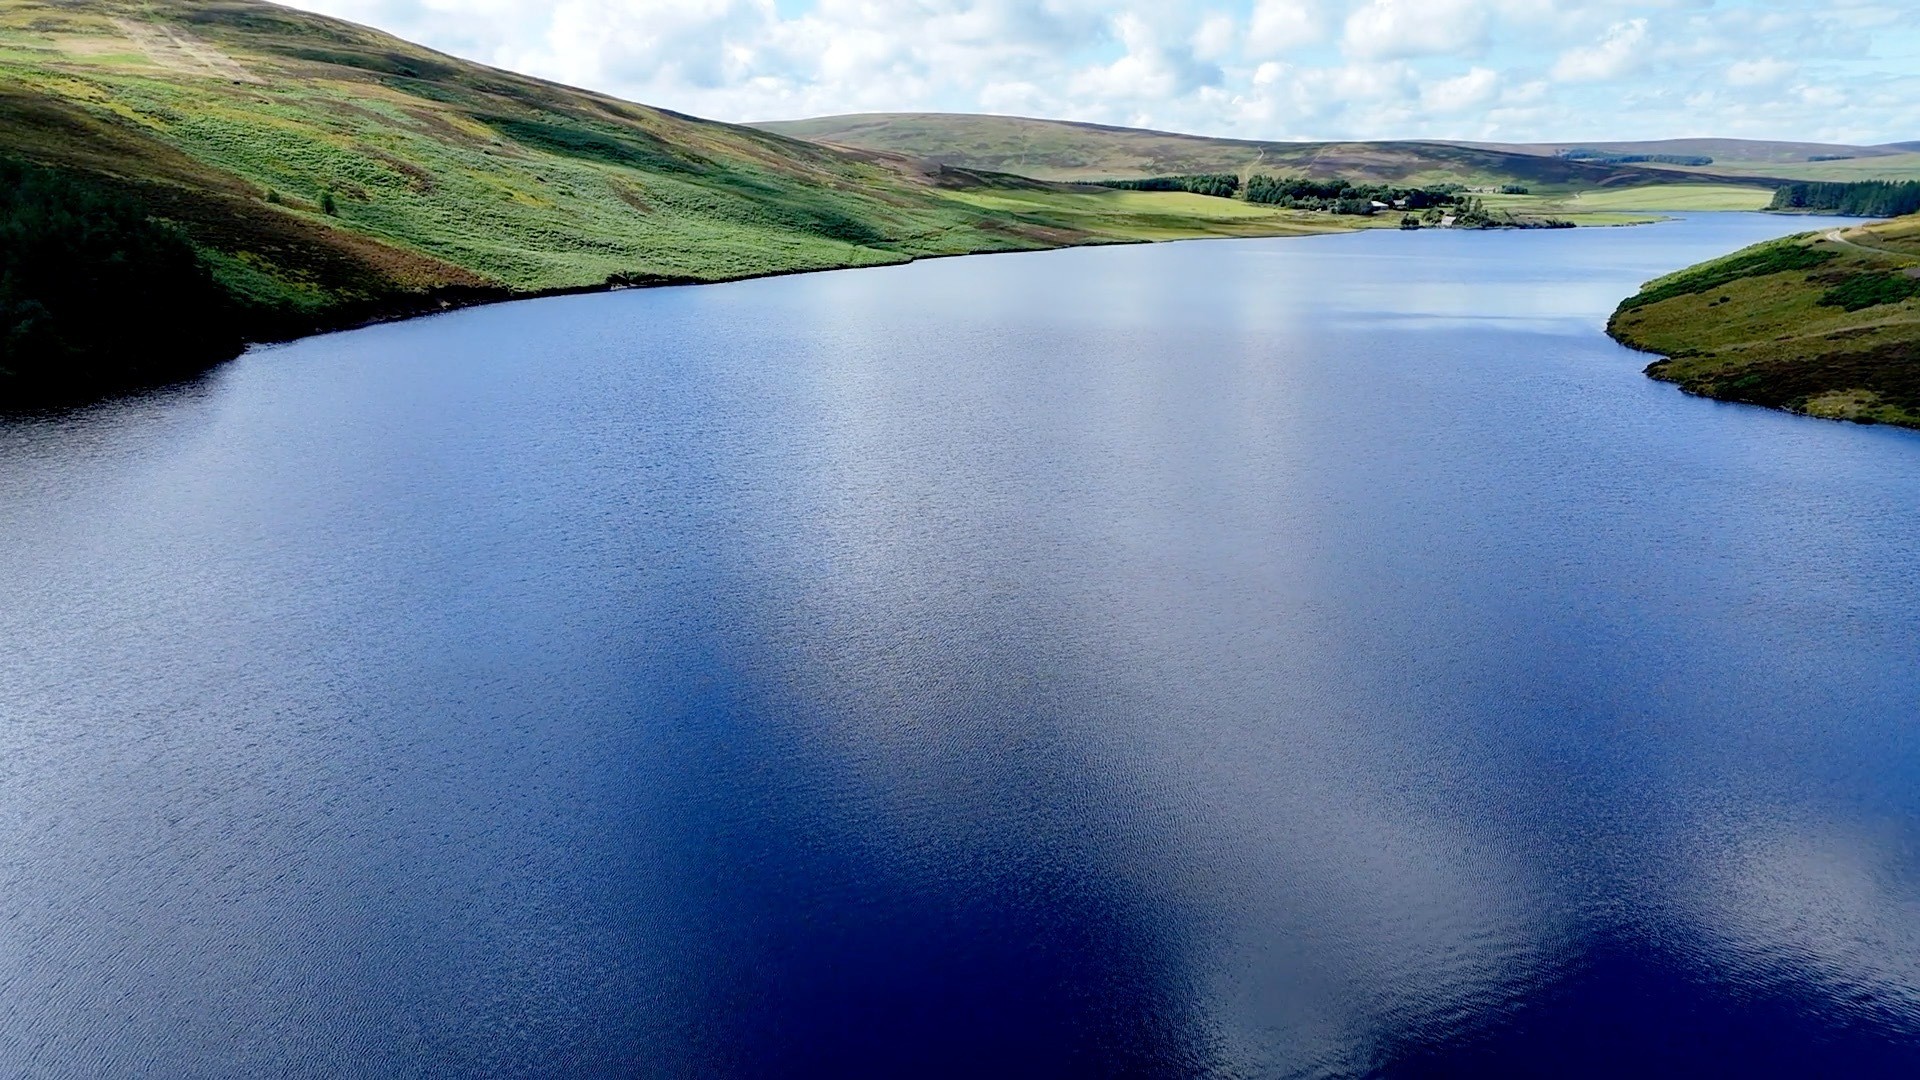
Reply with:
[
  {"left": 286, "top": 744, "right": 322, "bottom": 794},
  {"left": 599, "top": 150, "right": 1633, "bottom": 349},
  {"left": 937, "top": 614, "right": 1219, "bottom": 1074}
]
[{"left": 320, "top": 189, "right": 337, "bottom": 215}]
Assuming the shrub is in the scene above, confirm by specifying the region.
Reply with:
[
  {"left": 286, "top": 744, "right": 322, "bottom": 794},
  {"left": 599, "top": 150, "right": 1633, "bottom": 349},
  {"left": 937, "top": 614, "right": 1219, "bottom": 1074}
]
[
  {"left": 1817, "top": 272, "right": 1920, "bottom": 312},
  {"left": 1619, "top": 240, "right": 1837, "bottom": 310},
  {"left": 1097, "top": 174, "right": 1240, "bottom": 198}
]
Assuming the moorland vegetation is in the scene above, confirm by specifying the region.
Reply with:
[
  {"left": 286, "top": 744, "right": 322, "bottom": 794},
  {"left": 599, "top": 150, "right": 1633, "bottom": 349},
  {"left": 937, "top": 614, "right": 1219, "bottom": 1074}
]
[{"left": 1610, "top": 215, "right": 1920, "bottom": 428}]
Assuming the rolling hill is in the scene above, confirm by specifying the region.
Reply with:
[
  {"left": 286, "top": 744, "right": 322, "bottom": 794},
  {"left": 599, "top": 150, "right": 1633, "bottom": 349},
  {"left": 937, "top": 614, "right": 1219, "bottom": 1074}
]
[
  {"left": 753, "top": 113, "right": 1783, "bottom": 190},
  {"left": 1466, "top": 138, "right": 1906, "bottom": 165},
  {"left": 1608, "top": 215, "right": 1920, "bottom": 428},
  {"left": 1463, "top": 139, "right": 1920, "bottom": 183},
  {"left": 0, "top": 0, "right": 1349, "bottom": 406}
]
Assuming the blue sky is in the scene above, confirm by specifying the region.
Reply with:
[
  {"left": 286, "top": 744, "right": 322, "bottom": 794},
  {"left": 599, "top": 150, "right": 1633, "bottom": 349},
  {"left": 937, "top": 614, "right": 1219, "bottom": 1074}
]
[{"left": 282, "top": 0, "right": 1919, "bottom": 144}]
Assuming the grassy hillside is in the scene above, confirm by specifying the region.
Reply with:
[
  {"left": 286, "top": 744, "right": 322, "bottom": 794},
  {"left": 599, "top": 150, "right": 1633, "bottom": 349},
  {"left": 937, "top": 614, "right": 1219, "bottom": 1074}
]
[
  {"left": 1608, "top": 216, "right": 1920, "bottom": 427},
  {"left": 0, "top": 0, "right": 1351, "bottom": 406},
  {"left": 754, "top": 112, "right": 1720, "bottom": 190}
]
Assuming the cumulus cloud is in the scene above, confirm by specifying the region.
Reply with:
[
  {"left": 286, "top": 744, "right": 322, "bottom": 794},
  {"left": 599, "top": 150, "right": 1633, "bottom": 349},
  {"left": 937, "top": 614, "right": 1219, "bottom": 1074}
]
[
  {"left": 1726, "top": 58, "right": 1798, "bottom": 88},
  {"left": 1191, "top": 12, "right": 1236, "bottom": 61},
  {"left": 279, "top": 0, "right": 1920, "bottom": 143},
  {"left": 1343, "top": 0, "right": 1487, "bottom": 61},
  {"left": 1550, "top": 18, "right": 1647, "bottom": 83},
  {"left": 1422, "top": 66, "right": 1499, "bottom": 114},
  {"left": 1246, "top": 0, "right": 1328, "bottom": 57},
  {"left": 1067, "top": 12, "right": 1221, "bottom": 105}
]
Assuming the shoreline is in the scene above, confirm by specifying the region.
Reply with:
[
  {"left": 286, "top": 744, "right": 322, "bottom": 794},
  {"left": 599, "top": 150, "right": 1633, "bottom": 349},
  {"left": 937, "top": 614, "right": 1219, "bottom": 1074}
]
[
  {"left": 224, "top": 211, "right": 1680, "bottom": 347},
  {"left": 11, "top": 210, "right": 1788, "bottom": 418}
]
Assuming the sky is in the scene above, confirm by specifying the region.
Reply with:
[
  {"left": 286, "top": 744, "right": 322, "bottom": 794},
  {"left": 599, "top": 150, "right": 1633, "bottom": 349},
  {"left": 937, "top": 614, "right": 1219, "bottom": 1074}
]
[{"left": 279, "top": 0, "right": 1920, "bottom": 144}]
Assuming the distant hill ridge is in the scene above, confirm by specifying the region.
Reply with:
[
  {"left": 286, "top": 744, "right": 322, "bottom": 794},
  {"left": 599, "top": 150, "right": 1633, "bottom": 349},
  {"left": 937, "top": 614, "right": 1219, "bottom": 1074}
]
[
  {"left": 757, "top": 114, "right": 1920, "bottom": 187},
  {"left": 755, "top": 112, "right": 1684, "bottom": 187}
]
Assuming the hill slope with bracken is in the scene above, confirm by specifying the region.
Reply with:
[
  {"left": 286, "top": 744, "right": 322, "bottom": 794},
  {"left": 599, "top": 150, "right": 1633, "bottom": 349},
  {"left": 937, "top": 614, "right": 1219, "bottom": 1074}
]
[{"left": 0, "top": 0, "right": 1341, "bottom": 405}]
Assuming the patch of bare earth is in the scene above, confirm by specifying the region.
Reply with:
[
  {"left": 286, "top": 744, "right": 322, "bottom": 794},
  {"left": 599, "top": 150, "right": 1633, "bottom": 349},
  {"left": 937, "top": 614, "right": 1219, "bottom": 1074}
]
[{"left": 111, "top": 17, "right": 259, "bottom": 83}]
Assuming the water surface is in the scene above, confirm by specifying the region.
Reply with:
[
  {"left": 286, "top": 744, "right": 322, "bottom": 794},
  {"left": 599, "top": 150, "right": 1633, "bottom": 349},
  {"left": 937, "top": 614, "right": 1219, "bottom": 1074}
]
[{"left": 3, "top": 215, "right": 1918, "bottom": 1076}]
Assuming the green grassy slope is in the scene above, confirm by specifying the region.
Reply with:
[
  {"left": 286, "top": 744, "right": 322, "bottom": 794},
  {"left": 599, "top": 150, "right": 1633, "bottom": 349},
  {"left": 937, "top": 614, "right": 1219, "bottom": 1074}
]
[
  {"left": 0, "top": 0, "right": 1356, "bottom": 405},
  {"left": 752, "top": 112, "right": 1777, "bottom": 192},
  {"left": 1608, "top": 216, "right": 1920, "bottom": 427}
]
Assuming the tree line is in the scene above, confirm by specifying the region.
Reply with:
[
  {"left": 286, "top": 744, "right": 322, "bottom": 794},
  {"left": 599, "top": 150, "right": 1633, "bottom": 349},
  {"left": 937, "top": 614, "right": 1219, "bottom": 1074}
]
[
  {"left": 1558, "top": 149, "right": 1713, "bottom": 167},
  {"left": 1092, "top": 171, "right": 1563, "bottom": 225},
  {"left": 1096, "top": 173, "right": 1477, "bottom": 216},
  {"left": 1, "top": 157, "right": 241, "bottom": 406},
  {"left": 1098, "top": 174, "right": 1241, "bottom": 197},
  {"left": 1769, "top": 181, "right": 1920, "bottom": 217}
]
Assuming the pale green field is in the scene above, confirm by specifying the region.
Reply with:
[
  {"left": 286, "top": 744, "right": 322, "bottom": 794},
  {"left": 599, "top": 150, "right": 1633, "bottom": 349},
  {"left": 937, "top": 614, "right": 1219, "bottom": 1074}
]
[
  {"left": 1654, "top": 154, "right": 1920, "bottom": 183},
  {"left": 1476, "top": 182, "right": 1773, "bottom": 225},
  {"left": 1558, "top": 184, "right": 1775, "bottom": 211},
  {"left": 944, "top": 188, "right": 1356, "bottom": 239}
]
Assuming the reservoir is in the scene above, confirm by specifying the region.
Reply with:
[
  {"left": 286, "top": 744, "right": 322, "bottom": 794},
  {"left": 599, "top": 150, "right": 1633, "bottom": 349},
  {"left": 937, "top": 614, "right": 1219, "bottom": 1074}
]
[{"left": 1, "top": 214, "right": 1916, "bottom": 1076}]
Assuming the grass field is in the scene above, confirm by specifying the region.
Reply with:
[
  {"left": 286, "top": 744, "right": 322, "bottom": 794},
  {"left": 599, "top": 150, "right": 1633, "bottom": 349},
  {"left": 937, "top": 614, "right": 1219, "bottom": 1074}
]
[
  {"left": 1608, "top": 217, "right": 1920, "bottom": 428},
  {"left": 939, "top": 187, "right": 1360, "bottom": 239},
  {"left": 1642, "top": 154, "right": 1920, "bottom": 184},
  {"left": 1555, "top": 184, "right": 1776, "bottom": 211},
  {"left": 1472, "top": 183, "right": 1775, "bottom": 225}
]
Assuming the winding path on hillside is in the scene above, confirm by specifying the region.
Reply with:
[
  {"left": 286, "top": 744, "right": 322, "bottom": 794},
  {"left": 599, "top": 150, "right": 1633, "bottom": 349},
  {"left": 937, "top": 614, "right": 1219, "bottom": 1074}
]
[{"left": 1824, "top": 226, "right": 1920, "bottom": 275}]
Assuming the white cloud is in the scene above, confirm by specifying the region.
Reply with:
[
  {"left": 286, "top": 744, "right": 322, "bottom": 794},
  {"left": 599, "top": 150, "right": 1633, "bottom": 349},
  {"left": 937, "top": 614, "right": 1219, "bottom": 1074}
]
[
  {"left": 1191, "top": 12, "right": 1236, "bottom": 61},
  {"left": 1550, "top": 18, "right": 1647, "bottom": 83},
  {"left": 276, "top": 0, "right": 1920, "bottom": 144},
  {"left": 1726, "top": 58, "right": 1797, "bottom": 88},
  {"left": 1343, "top": 0, "right": 1487, "bottom": 61},
  {"left": 1066, "top": 12, "right": 1220, "bottom": 104},
  {"left": 1247, "top": 0, "right": 1327, "bottom": 57},
  {"left": 1422, "top": 66, "right": 1499, "bottom": 113}
]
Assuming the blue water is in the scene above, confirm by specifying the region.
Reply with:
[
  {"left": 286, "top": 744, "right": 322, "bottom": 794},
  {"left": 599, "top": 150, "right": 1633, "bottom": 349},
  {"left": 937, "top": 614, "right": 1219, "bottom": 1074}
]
[{"left": 2, "top": 214, "right": 1917, "bottom": 1077}]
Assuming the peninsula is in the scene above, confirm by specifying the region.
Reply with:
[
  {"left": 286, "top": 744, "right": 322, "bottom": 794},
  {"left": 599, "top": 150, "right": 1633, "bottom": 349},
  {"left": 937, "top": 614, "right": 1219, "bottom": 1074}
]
[{"left": 1608, "top": 213, "right": 1920, "bottom": 428}]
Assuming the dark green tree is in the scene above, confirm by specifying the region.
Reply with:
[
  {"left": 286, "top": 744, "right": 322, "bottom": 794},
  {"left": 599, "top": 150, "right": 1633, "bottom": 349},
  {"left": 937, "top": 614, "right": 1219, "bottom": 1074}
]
[{"left": 1, "top": 158, "right": 241, "bottom": 405}]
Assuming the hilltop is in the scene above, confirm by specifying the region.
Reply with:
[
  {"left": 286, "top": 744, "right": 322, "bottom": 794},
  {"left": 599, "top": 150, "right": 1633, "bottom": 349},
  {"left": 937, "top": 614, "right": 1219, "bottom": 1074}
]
[
  {"left": 1608, "top": 215, "right": 1920, "bottom": 428},
  {"left": 0, "top": 0, "right": 1348, "bottom": 405}
]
